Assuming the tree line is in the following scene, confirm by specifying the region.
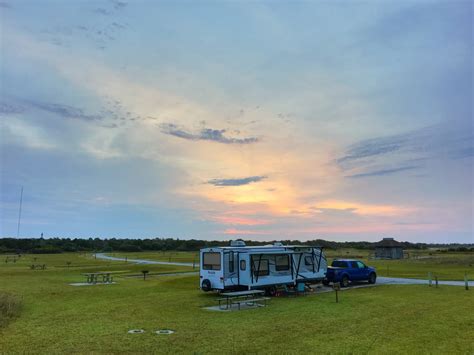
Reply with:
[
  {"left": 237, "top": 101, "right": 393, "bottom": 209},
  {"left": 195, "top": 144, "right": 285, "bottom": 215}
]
[{"left": 0, "top": 237, "right": 472, "bottom": 254}]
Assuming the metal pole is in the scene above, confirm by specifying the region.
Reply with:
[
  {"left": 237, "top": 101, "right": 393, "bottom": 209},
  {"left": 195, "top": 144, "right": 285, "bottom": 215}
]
[
  {"left": 16, "top": 186, "right": 23, "bottom": 238},
  {"left": 435, "top": 276, "right": 438, "bottom": 288},
  {"left": 465, "top": 273, "right": 469, "bottom": 291},
  {"left": 428, "top": 272, "right": 432, "bottom": 287}
]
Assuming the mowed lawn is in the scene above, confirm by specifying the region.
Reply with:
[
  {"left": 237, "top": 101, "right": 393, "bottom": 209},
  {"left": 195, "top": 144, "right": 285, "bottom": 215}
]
[{"left": 1, "top": 253, "right": 473, "bottom": 353}]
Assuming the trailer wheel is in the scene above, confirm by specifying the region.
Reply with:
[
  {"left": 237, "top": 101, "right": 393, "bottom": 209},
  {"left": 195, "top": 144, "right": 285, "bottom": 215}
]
[
  {"left": 341, "top": 275, "right": 349, "bottom": 288},
  {"left": 266, "top": 286, "right": 277, "bottom": 297},
  {"left": 368, "top": 273, "right": 377, "bottom": 284},
  {"left": 201, "top": 279, "right": 212, "bottom": 292},
  {"left": 322, "top": 280, "right": 330, "bottom": 286}
]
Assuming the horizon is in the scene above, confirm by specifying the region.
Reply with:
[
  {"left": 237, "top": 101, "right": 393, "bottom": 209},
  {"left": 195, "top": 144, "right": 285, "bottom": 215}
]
[
  {"left": 1, "top": 235, "right": 473, "bottom": 246},
  {"left": 1, "top": 1, "right": 473, "bottom": 244}
]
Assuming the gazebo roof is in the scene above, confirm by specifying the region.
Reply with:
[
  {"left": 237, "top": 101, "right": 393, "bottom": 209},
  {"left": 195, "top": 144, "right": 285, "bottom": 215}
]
[{"left": 374, "top": 238, "right": 404, "bottom": 248}]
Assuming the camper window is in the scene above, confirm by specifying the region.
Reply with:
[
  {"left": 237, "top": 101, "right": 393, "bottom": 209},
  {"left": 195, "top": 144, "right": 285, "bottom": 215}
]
[
  {"left": 240, "top": 260, "right": 246, "bottom": 270},
  {"left": 304, "top": 256, "right": 314, "bottom": 266},
  {"left": 229, "top": 253, "right": 234, "bottom": 273},
  {"left": 253, "top": 258, "right": 269, "bottom": 276},
  {"left": 202, "top": 252, "right": 221, "bottom": 270},
  {"left": 275, "top": 255, "right": 290, "bottom": 271}
]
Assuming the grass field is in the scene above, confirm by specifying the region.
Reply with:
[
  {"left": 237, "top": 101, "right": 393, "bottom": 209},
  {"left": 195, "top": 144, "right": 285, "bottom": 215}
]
[{"left": 0, "top": 252, "right": 473, "bottom": 353}]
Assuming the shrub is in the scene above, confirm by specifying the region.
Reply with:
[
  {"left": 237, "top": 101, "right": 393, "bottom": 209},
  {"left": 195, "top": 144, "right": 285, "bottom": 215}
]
[{"left": 0, "top": 292, "right": 22, "bottom": 328}]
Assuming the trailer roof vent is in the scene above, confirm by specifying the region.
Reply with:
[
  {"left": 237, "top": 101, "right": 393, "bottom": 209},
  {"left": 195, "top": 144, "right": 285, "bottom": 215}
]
[
  {"left": 230, "top": 240, "right": 246, "bottom": 247},
  {"left": 273, "top": 242, "right": 284, "bottom": 247}
]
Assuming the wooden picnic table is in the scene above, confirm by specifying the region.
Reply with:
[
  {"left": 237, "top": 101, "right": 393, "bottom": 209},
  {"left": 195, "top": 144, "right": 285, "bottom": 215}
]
[
  {"left": 218, "top": 290, "right": 267, "bottom": 310},
  {"left": 82, "top": 272, "right": 113, "bottom": 284}
]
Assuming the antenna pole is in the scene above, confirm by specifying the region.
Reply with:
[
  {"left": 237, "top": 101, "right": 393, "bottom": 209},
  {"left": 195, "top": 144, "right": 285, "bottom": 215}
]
[{"left": 16, "top": 186, "right": 23, "bottom": 238}]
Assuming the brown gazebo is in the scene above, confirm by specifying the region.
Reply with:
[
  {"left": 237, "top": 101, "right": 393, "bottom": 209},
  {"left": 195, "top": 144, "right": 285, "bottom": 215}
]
[{"left": 374, "top": 238, "right": 404, "bottom": 259}]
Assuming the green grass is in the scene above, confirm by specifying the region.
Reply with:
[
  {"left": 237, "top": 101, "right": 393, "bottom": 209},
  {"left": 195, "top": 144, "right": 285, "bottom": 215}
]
[
  {"left": 325, "top": 248, "right": 474, "bottom": 281},
  {"left": 0, "top": 252, "right": 473, "bottom": 353},
  {"left": 0, "top": 292, "right": 22, "bottom": 328}
]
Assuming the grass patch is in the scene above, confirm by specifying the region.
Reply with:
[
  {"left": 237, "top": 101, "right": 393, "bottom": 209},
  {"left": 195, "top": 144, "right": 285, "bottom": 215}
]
[
  {"left": 0, "top": 292, "right": 22, "bottom": 328},
  {"left": 1, "top": 252, "right": 473, "bottom": 353}
]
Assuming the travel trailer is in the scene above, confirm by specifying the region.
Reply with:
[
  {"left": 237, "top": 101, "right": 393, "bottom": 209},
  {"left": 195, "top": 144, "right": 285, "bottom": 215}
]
[{"left": 200, "top": 241, "right": 327, "bottom": 292}]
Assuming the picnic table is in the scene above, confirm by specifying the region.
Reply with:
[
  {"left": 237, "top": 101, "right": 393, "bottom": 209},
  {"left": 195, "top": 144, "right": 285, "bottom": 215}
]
[
  {"left": 82, "top": 272, "right": 113, "bottom": 284},
  {"left": 217, "top": 290, "right": 269, "bottom": 310}
]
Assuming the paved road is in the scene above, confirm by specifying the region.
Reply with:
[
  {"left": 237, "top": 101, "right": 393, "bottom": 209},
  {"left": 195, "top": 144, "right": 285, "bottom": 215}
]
[
  {"left": 96, "top": 253, "right": 473, "bottom": 287},
  {"left": 95, "top": 253, "right": 194, "bottom": 267},
  {"left": 377, "top": 276, "right": 473, "bottom": 287}
]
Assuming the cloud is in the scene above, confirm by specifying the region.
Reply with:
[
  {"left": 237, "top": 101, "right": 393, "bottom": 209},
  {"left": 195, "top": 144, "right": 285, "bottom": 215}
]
[
  {"left": 212, "top": 216, "right": 270, "bottom": 226},
  {"left": 450, "top": 147, "right": 474, "bottom": 160},
  {"left": 160, "top": 123, "right": 259, "bottom": 144},
  {"left": 339, "top": 125, "right": 472, "bottom": 165},
  {"left": 207, "top": 176, "right": 267, "bottom": 187},
  {"left": 29, "top": 101, "right": 102, "bottom": 121},
  {"left": 0, "top": 102, "right": 25, "bottom": 115},
  {"left": 346, "top": 165, "right": 420, "bottom": 179},
  {"left": 223, "top": 228, "right": 272, "bottom": 235},
  {"left": 111, "top": 0, "right": 128, "bottom": 10},
  {"left": 313, "top": 200, "right": 414, "bottom": 216},
  {"left": 337, "top": 124, "right": 473, "bottom": 178},
  {"left": 94, "top": 8, "right": 112, "bottom": 16},
  {"left": 337, "top": 133, "right": 412, "bottom": 165}
]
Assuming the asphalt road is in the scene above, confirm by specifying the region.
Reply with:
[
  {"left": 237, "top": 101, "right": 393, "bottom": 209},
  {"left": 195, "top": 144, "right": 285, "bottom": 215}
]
[{"left": 95, "top": 253, "right": 194, "bottom": 267}]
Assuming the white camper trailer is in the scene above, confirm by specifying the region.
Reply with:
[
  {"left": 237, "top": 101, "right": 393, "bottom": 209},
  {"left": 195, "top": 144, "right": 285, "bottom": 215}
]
[{"left": 200, "top": 241, "right": 327, "bottom": 292}]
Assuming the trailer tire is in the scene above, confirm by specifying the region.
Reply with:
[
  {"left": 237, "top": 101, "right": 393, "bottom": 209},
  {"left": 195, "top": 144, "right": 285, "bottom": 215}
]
[
  {"left": 266, "top": 286, "right": 277, "bottom": 296},
  {"left": 341, "top": 275, "right": 349, "bottom": 288},
  {"left": 322, "top": 280, "right": 330, "bottom": 286},
  {"left": 368, "top": 273, "right": 377, "bottom": 284},
  {"left": 201, "top": 279, "right": 212, "bottom": 292}
]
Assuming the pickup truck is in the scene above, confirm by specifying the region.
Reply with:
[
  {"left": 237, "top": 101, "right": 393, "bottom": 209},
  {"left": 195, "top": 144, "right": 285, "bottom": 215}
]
[{"left": 323, "top": 259, "right": 376, "bottom": 287}]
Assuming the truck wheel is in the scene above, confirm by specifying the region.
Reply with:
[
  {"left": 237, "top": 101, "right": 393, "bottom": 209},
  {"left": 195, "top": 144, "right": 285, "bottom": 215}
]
[
  {"left": 341, "top": 275, "right": 349, "bottom": 287},
  {"left": 201, "top": 279, "right": 212, "bottom": 291},
  {"left": 368, "top": 273, "right": 377, "bottom": 284}
]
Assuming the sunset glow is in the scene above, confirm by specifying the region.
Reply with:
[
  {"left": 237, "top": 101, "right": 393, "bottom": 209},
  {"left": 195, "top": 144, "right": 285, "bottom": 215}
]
[{"left": 1, "top": 1, "right": 472, "bottom": 243}]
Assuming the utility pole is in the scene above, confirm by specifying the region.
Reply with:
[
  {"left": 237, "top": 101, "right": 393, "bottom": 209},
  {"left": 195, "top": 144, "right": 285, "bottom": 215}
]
[{"left": 16, "top": 186, "right": 23, "bottom": 238}]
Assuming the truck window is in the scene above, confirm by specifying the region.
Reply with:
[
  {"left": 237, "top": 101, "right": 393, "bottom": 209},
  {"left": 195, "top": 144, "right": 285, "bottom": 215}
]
[
  {"left": 350, "top": 261, "right": 358, "bottom": 268},
  {"left": 331, "top": 260, "right": 347, "bottom": 268},
  {"left": 275, "top": 255, "right": 290, "bottom": 271},
  {"left": 202, "top": 252, "right": 221, "bottom": 270},
  {"left": 356, "top": 261, "right": 366, "bottom": 268}
]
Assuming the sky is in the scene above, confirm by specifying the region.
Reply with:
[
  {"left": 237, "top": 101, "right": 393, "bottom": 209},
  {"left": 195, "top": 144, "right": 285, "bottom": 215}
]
[{"left": 0, "top": 0, "right": 472, "bottom": 243}]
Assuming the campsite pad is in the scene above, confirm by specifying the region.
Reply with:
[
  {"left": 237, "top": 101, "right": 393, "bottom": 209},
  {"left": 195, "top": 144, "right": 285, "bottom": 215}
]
[
  {"left": 204, "top": 302, "right": 268, "bottom": 312},
  {"left": 156, "top": 329, "right": 175, "bottom": 335},
  {"left": 128, "top": 329, "right": 145, "bottom": 334},
  {"left": 69, "top": 282, "right": 117, "bottom": 287}
]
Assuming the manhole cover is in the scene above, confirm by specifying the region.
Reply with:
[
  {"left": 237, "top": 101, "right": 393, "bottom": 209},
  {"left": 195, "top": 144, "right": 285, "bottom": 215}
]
[
  {"left": 156, "top": 329, "right": 175, "bottom": 335},
  {"left": 128, "top": 329, "right": 145, "bottom": 334}
]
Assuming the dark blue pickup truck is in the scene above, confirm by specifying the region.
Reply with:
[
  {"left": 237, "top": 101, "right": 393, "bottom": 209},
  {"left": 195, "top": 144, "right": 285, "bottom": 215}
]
[{"left": 323, "top": 259, "right": 376, "bottom": 287}]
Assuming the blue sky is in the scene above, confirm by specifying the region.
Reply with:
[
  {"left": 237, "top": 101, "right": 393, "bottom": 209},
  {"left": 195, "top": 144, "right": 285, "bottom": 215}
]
[{"left": 1, "top": 0, "right": 472, "bottom": 243}]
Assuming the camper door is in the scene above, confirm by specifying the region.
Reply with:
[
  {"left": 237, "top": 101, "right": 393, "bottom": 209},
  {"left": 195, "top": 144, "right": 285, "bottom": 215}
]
[{"left": 201, "top": 250, "right": 224, "bottom": 290}]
